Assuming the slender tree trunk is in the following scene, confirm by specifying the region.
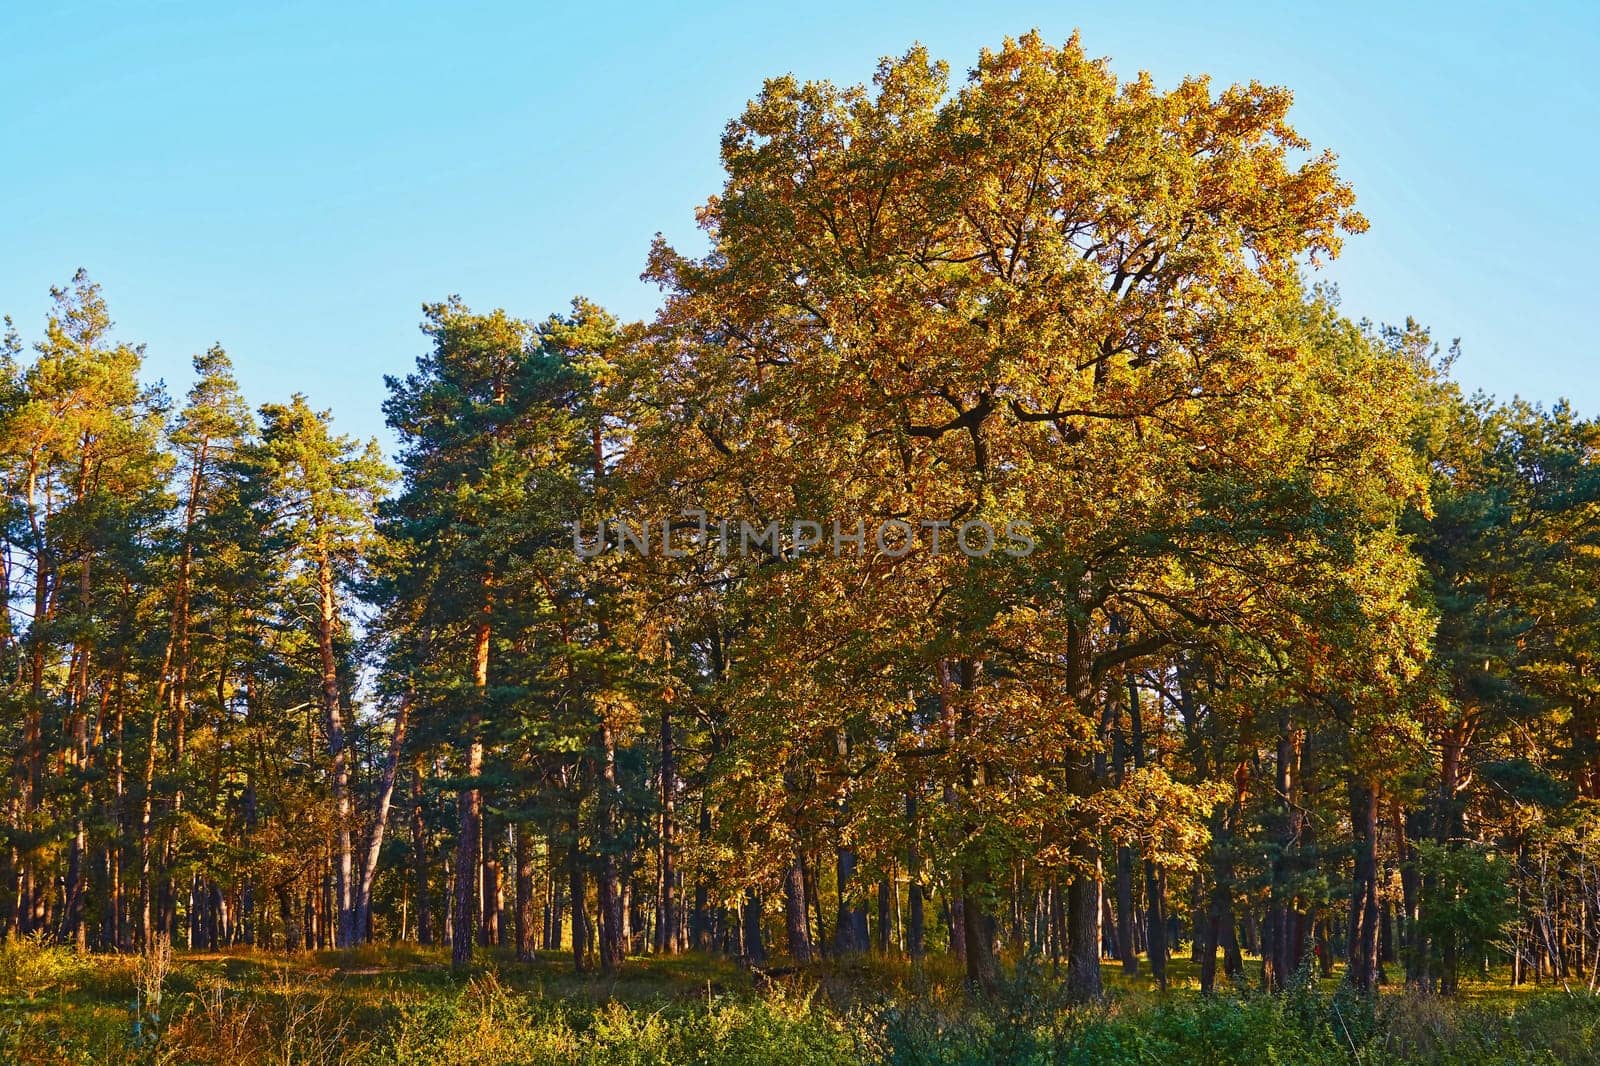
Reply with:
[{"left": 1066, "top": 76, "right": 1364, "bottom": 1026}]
[
  {"left": 803, "top": 852, "right": 827, "bottom": 957},
  {"left": 877, "top": 875, "right": 892, "bottom": 954},
  {"left": 1263, "top": 709, "right": 1301, "bottom": 992},
  {"left": 354, "top": 696, "right": 409, "bottom": 941},
  {"left": 17, "top": 464, "right": 51, "bottom": 938},
  {"left": 569, "top": 817, "right": 590, "bottom": 972},
  {"left": 1434, "top": 723, "right": 1470, "bottom": 994},
  {"left": 315, "top": 550, "right": 355, "bottom": 947},
  {"left": 1050, "top": 879, "right": 1065, "bottom": 972},
  {"left": 833, "top": 845, "right": 869, "bottom": 955},
  {"left": 452, "top": 732, "right": 483, "bottom": 964},
  {"left": 1145, "top": 863, "right": 1168, "bottom": 988},
  {"left": 656, "top": 702, "right": 677, "bottom": 954},
  {"left": 452, "top": 579, "right": 492, "bottom": 968},
  {"left": 944, "top": 659, "right": 998, "bottom": 988},
  {"left": 278, "top": 884, "right": 301, "bottom": 951},
  {"left": 515, "top": 824, "right": 537, "bottom": 961},
  {"left": 691, "top": 792, "right": 711, "bottom": 951},
  {"left": 1199, "top": 780, "right": 1246, "bottom": 995},
  {"left": 596, "top": 723, "right": 623, "bottom": 973},
  {"left": 1399, "top": 804, "right": 1423, "bottom": 984},
  {"left": 63, "top": 565, "right": 93, "bottom": 952},
  {"left": 1108, "top": 679, "right": 1137, "bottom": 975},
  {"left": 742, "top": 888, "right": 765, "bottom": 965},
  {"left": 411, "top": 760, "right": 433, "bottom": 946},
  {"left": 137, "top": 697, "right": 165, "bottom": 948},
  {"left": 783, "top": 858, "right": 813, "bottom": 963},
  {"left": 1063, "top": 616, "right": 1103, "bottom": 1003},
  {"left": 1127, "top": 675, "right": 1167, "bottom": 988},
  {"left": 905, "top": 791, "right": 925, "bottom": 962},
  {"left": 480, "top": 811, "right": 501, "bottom": 947},
  {"left": 1198, "top": 878, "right": 1220, "bottom": 994},
  {"left": 543, "top": 830, "right": 563, "bottom": 952},
  {"left": 1348, "top": 776, "right": 1381, "bottom": 993}
]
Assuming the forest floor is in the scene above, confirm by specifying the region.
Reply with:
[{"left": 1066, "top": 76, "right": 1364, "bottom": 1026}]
[{"left": 1, "top": 938, "right": 1596, "bottom": 1064}]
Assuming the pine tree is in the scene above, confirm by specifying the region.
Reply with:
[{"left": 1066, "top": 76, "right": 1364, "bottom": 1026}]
[{"left": 254, "top": 395, "right": 390, "bottom": 947}]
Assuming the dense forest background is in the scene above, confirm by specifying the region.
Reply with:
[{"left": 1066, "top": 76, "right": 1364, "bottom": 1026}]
[{"left": 5, "top": 34, "right": 1600, "bottom": 1013}]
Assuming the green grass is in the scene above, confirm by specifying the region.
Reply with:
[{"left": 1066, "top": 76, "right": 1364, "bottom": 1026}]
[{"left": 1, "top": 940, "right": 1595, "bottom": 1065}]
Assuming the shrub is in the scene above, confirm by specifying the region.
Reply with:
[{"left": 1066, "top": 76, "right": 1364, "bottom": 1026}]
[
  {"left": 0, "top": 934, "right": 90, "bottom": 1001},
  {"left": 370, "top": 977, "right": 857, "bottom": 1066}
]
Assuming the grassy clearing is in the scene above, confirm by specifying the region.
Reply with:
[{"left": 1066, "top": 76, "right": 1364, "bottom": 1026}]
[{"left": 0, "top": 939, "right": 1595, "bottom": 1065}]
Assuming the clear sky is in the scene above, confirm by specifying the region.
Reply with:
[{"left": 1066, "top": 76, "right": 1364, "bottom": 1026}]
[{"left": 2, "top": 1, "right": 1596, "bottom": 453}]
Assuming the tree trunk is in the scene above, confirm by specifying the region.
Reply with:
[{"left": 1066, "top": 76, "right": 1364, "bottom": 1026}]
[
  {"left": 278, "top": 884, "right": 301, "bottom": 951},
  {"left": 742, "top": 888, "right": 765, "bottom": 965},
  {"left": 656, "top": 702, "right": 677, "bottom": 954},
  {"left": 544, "top": 828, "right": 564, "bottom": 952},
  {"left": 315, "top": 550, "right": 355, "bottom": 947},
  {"left": 1399, "top": 805, "right": 1423, "bottom": 985},
  {"left": 833, "top": 846, "right": 869, "bottom": 955},
  {"left": 959, "top": 869, "right": 1001, "bottom": 993},
  {"left": 783, "top": 858, "right": 813, "bottom": 963},
  {"left": 1433, "top": 723, "right": 1470, "bottom": 994},
  {"left": 1199, "top": 781, "right": 1245, "bottom": 995},
  {"left": 1126, "top": 673, "right": 1168, "bottom": 988},
  {"left": 1145, "top": 862, "right": 1168, "bottom": 989},
  {"left": 515, "top": 824, "right": 537, "bottom": 960},
  {"left": 1110, "top": 682, "right": 1137, "bottom": 975},
  {"left": 1065, "top": 862, "right": 1102, "bottom": 1002},
  {"left": 691, "top": 790, "right": 711, "bottom": 952},
  {"left": 480, "top": 811, "right": 501, "bottom": 947},
  {"left": 803, "top": 852, "right": 827, "bottom": 957},
  {"left": 569, "top": 819, "right": 590, "bottom": 972},
  {"left": 354, "top": 696, "right": 409, "bottom": 941},
  {"left": 1113, "top": 853, "right": 1136, "bottom": 978},
  {"left": 452, "top": 730, "right": 483, "bottom": 966},
  {"left": 876, "top": 875, "right": 892, "bottom": 954},
  {"left": 906, "top": 791, "right": 925, "bottom": 961},
  {"left": 1348, "top": 776, "right": 1381, "bottom": 993},
  {"left": 596, "top": 723, "right": 624, "bottom": 973},
  {"left": 1263, "top": 710, "right": 1302, "bottom": 992},
  {"left": 452, "top": 580, "right": 492, "bottom": 967},
  {"left": 411, "top": 760, "right": 432, "bottom": 945},
  {"left": 1062, "top": 617, "right": 1103, "bottom": 1003}
]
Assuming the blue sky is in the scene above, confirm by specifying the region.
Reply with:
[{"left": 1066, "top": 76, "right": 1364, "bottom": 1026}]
[{"left": 2, "top": 1, "right": 1596, "bottom": 452}]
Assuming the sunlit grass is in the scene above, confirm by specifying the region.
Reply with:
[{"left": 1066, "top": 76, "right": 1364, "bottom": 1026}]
[{"left": 4, "top": 941, "right": 1599, "bottom": 1064}]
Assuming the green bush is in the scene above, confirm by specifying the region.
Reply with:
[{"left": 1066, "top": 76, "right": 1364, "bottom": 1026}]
[
  {"left": 0, "top": 934, "right": 90, "bottom": 1001},
  {"left": 368, "top": 974, "right": 858, "bottom": 1066},
  {"left": 865, "top": 966, "right": 1600, "bottom": 1065}
]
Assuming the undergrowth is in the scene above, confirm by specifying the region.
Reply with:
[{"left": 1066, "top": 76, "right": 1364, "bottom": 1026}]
[{"left": 0, "top": 939, "right": 1594, "bottom": 1065}]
